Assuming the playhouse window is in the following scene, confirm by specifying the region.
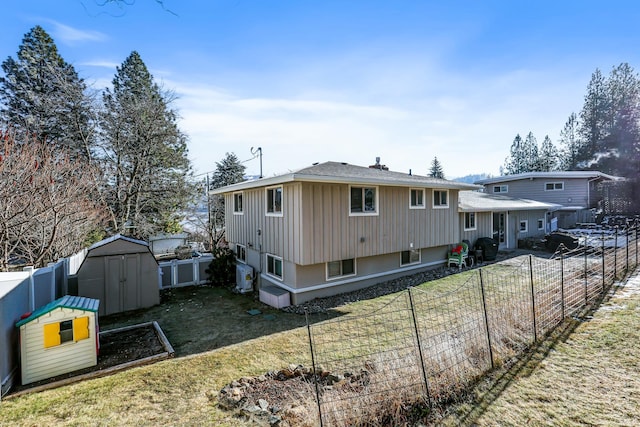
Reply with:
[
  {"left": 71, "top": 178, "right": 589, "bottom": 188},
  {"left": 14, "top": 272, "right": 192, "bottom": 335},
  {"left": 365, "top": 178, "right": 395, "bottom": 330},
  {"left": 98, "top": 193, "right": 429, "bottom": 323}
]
[{"left": 43, "top": 317, "right": 90, "bottom": 348}]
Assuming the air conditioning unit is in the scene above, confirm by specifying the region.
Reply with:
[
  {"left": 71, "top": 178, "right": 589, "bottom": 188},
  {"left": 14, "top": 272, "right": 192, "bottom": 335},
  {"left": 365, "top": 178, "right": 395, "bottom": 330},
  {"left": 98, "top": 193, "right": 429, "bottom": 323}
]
[{"left": 235, "top": 264, "right": 254, "bottom": 294}]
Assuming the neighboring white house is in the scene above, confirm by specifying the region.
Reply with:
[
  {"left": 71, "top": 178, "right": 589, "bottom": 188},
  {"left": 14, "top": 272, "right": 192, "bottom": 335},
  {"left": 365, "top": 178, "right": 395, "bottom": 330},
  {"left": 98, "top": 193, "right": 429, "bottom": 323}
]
[
  {"left": 16, "top": 295, "right": 99, "bottom": 385},
  {"left": 474, "top": 171, "right": 625, "bottom": 228}
]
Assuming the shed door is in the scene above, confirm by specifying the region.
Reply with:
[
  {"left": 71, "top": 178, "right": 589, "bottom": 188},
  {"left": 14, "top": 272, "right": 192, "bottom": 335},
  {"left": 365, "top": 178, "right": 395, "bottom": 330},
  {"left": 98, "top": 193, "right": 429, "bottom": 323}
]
[{"left": 104, "top": 254, "right": 140, "bottom": 315}]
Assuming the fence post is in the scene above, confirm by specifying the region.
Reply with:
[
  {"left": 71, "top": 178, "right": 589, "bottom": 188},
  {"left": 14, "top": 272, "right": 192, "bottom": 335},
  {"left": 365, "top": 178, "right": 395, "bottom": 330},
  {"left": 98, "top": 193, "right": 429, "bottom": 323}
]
[
  {"left": 601, "top": 232, "right": 606, "bottom": 293},
  {"left": 560, "top": 246, "right": 565, "bottom": 319},
  {"left": 478, "top": 269, "right": 495, "bottom": 369},
  {"left": 614, "top": 226, "right": 618, "bottom": 280},
  {"left": 529, "top": 255, "right": 538, "bottom": 342},
  {"left": 636, "top": 221, "right": 639, "bottom": 267},
  {"left": 584, "top": 241, "right": 588, "bottom": 306},
  {"left": 407, "top": 289, "right": 433, "bottom": 406},
  {"left": 305, "top": 309, "right": 324, "bottom": 427},
  {"left": 626, "top": 225, "right": 630, "bottom": 274}
]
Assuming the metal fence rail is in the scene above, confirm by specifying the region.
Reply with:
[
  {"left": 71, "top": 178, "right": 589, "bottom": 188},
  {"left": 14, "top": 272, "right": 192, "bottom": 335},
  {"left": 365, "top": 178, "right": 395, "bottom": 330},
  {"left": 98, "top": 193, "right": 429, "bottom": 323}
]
[{"left": 307, "top": 224, "right": 640, "bottom": 426}]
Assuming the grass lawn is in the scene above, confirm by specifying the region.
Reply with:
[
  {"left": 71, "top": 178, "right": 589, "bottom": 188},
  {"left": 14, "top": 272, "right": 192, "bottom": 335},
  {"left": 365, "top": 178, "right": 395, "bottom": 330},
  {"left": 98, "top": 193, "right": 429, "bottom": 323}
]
[
  {"left": 1, "top": 261, "right": 638, "bottom": 426},
  {"left": 441, "top": 271, "right": 640, "bottom": 426}
]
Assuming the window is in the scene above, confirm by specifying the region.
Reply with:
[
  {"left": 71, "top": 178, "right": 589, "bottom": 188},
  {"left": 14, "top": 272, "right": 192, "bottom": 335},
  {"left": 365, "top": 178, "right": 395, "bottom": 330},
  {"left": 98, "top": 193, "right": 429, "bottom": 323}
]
[
  {"left": 519, "top": 220, "right": 528, "bottom": 233},
  {"left": 266, "top": 254, "right": 283, "bottom": 279},
  {"left": 433, "top": 190, "right": 449, "bottom": 208},
  {"left": 537, "top": 218, "right": 545, "bottom": 230},
  {"left": 464, "top": 212, "right": 477, "bottom": 230},
  {"left": 233, "top": 192, "right": 243, "bottom": 214},
  {"left": 545, "top": 182, "right": 564, "bottom": 191},
  {"left": 493, "top": 185, "right": 508, "bottom": 193},
  {"left": 410, "top": 189, "right": 425, "bottom": 209},
  {"left": 400, "top": 249, "right": 421, "bottom": 266},
  {"left": 327, "top": 258, "right": 356, "bottom": 279},
  {"left": 43, "top": 317, "right": 90, "bottom": 348},
  {"left": 350, "top": 186, "right": 377, "bottom": 215},
  {"left": 266, "top": 186, "right": 283, "bottom": 216},
  {"left": 235, "top": 244, "right": 246, "bottom": 262}
]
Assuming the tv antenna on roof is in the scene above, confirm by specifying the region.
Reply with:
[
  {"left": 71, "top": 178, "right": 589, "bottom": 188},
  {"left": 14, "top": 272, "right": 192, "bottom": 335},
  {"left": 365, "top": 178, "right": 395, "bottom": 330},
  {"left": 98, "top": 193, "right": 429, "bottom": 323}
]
[{"left": 251, "top": 147, "right": 263, "bottom": 178}]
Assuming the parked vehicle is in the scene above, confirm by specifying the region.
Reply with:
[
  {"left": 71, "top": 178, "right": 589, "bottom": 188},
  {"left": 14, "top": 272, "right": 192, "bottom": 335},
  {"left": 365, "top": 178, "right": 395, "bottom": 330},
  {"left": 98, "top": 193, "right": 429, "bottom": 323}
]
[{"left": 543, "top": 232, "right": 579, "bottom": 252}]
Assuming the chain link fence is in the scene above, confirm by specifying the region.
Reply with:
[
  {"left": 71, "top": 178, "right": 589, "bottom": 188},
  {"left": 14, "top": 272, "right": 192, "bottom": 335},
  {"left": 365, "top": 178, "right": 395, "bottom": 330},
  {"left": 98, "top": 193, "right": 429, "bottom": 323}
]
[{"left": 306, "top": 224, "right": 639, "bottom": 426}]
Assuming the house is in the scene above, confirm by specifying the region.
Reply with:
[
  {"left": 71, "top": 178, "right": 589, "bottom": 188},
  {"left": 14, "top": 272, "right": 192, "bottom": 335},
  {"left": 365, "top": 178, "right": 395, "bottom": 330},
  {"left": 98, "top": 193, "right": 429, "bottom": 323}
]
[
  {"left": 15, "top": 295, "right": 99, "bottom": 385},
  {"left": 458, "top": 191, "right": 561, "bottom": 250},
  {"left": 474, "top": 171, "right": 625, "bottom": 228},
  {"left": 210, "top": 161, "right": 479, "bottom": 306},
  {"left": 76, "top": 235, "right": 160, "bottom": 316}
]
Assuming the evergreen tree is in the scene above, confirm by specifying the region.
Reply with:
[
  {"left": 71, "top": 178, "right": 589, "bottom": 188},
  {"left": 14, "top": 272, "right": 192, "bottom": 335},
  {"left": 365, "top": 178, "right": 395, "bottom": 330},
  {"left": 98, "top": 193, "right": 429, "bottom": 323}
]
[
  {"left": 503, "top": 134, "right": 525, "bottom": 174},
  {"left": 428, "top": 156, "right": 445, "bottom": 178},
  {"left": 98, "top": 51, "right": 195, "bottom": 238},
  {"left": 522, "top": 132, "right": 540, "bottom": 171},
  {"left": 209, "top": 153, "right": 246, "bottom": 245},
  {"left": 0, "top": 26, "right": 94, "bottom": 158},
  {"left": 558, "top": 112, "right": 582, "bottom": 170},
  {"left": 578, "top": 68, "right": 608, "bottom": 166},
  {"left": 538, "top": 135, "right": 559, "bottom": 172}
]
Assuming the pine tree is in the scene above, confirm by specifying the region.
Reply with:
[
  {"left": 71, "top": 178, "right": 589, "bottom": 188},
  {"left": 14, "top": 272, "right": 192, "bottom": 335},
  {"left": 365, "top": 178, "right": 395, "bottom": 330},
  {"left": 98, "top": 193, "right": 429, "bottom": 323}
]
[
  {"left": 558, "top": 112, "right": 582, "bottom": 170},
  {"left": 98, "top": 51, "right": 195, "bottom": 238},
  {"left": 0, "top": 26, "right": 94, "bottom": 158},
  {"left": 428, "top": 156, "right": 445, "bottom": 178},
  {"left": 538, "top": 135, "right": 559, "bottom": 172},
  {"left": 209, "top": 153, "right": 246, "bottom": 245},
  {"left": 578, "top": 68, "right": 608, "bottom": 166},
  {"left": 503, "top": 134, "right": 524, "bottom": 174}
]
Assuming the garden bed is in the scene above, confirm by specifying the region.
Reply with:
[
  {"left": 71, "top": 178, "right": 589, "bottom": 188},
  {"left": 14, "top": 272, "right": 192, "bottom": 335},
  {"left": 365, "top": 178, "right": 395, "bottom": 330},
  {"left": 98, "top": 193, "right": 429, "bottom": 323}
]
[{"left": 7, "top": 321, "right": 174, "bottom": 398}]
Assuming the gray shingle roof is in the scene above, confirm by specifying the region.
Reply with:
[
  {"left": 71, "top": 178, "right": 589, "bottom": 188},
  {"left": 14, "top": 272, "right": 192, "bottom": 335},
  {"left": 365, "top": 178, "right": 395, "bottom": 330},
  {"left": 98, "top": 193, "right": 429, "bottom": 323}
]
[
  {"left": 211, "top": 161, "right": 480, "bottom": 194},
  {"left": 474, "top": 171, "right": 625, "bottom": 185},
  {"left": 458, "top": 191, "right": 561, "bottom": 212}
]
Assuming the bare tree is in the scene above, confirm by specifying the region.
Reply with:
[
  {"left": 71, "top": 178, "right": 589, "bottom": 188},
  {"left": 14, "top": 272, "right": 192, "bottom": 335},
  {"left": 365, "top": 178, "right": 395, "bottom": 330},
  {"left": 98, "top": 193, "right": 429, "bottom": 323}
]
[{"left": 0, "top": 129, "right": 107, "bottom": 271}]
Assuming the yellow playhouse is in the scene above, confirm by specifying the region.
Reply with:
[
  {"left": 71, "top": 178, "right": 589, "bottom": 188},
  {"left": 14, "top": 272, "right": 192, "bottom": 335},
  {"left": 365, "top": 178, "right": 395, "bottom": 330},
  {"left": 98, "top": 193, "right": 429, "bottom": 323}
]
[{"left": 16, "top": 295, "right": 99, "bottom": 385}]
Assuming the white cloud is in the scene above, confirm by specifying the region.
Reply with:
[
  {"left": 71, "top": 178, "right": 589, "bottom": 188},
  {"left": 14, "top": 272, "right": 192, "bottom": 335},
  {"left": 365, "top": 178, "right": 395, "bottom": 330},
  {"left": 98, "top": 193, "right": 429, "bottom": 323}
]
[{"left": 45, "top": 20, "right": 106, "bottom": 44}]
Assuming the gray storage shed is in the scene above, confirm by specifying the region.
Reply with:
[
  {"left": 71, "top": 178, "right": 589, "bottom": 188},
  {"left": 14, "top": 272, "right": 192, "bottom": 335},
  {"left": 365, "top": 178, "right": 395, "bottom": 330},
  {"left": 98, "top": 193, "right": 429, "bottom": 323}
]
[{"left": 76, "top": 235, "right": 159, "bottom": 316}]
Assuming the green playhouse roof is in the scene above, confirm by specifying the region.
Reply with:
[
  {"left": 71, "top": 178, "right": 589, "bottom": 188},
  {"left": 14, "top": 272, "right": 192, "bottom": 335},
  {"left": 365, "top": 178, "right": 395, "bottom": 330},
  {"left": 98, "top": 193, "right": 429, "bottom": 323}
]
[{"left": 16, "top": 295, "right": 100, "bottom": 327}]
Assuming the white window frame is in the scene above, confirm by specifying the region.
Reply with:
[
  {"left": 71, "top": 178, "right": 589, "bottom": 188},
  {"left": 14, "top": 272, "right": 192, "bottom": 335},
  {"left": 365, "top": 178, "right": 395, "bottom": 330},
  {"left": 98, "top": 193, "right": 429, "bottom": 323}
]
[
  {"left": 349, "top": 186, "right": 378, "bottom": 216},
  {"left": 409, "top": 188, "right": 425, "bottom": 209},
  {"left": 400, "top": 249, "right": 421, "bottom": 266},
  {"left": 544, "top": 182, "right": 564, "bottom": 191},
  {"left": 326, "top": 258, "right": 356, "bottom": 280},
  {"left": 464, "top": 212, "right": 477, "bottom": 231},
  {"left": 433, "top": 189, "right": 449, "bottom": 209},
  {"left": 233, "top": 192, "right": 244, "bottom": 215},
  {"left": 493, "top": 185, "right": 508, "bottom": 193},
  {"left": 265, "top": 253, "right": 283, "bottom": 280},
  {"left": 537, "top": 218, "right": 545, "bottom": 231},
  {"left": 266, "top": 186, "right": 283, "bottom": 217},
  {"left": 235, "top": 244, "right": 246, "bottom": 263},
  {"left": 519, "top": 220, "right": 528, "bottom": 233}
]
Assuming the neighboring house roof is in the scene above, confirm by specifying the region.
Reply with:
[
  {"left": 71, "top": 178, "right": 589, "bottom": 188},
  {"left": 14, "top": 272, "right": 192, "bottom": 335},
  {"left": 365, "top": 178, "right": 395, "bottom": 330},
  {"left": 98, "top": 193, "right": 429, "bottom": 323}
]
[
  {"left": 88, "top": 234, "right": 149, "bottom": 250},
  {"left": 458, "top": 191, "right": 562, "bottom": 212},
  {"left": 474, "top": 171, "right": 625, "bottom": 185},
  {"left": 211, "top": 161, "right": 481, "bottom": 194},
  {"left": 16, "top": 295, "right": 99, "bottom": 327}
]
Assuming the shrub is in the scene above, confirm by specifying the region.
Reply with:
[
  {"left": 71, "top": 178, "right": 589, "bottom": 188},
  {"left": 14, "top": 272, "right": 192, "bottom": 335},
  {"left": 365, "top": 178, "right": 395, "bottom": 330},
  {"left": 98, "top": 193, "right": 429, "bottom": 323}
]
[{"left": 206, "top": 246, "right": 236, "bottom": 288}]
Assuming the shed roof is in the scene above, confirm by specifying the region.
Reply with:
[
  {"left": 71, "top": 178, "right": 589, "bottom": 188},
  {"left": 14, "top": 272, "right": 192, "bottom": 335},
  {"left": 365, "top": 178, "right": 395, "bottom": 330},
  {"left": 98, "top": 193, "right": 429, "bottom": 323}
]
[
  {"left": 16, "top": 295, "right": 100, "bottom": 327},
  {"left": 474, "top": 171, "right": 625, "bottom": 185},
  {"left": 458, "top": 191, "right": 561, "bottom": 212},
  {"left": 211, "top": 161, "right": 480, "bottom": 194},
  {"left": 88, "top": 234, "right": 149, "bottom": 251}
]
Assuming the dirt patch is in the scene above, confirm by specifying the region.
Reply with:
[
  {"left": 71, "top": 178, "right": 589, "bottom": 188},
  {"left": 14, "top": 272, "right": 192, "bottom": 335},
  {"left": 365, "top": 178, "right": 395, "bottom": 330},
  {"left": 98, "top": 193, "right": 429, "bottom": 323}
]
[{"left": 8, "top": 322, "right": 172, "bottom": 397}]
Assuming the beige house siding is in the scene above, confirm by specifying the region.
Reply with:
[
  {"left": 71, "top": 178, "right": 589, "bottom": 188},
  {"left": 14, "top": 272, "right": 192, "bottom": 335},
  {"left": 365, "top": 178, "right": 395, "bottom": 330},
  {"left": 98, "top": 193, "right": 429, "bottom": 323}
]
[
  {"left": 461, "top": 212, "right": 493, "bottom": 246},
  {"left": 266, "top": 246, "right": 449, "bottom": 304},
  {"left": 299, "top": 183, "right": 459, "bottom": 265},
  {"left": 19, "top": 308, "right": 97, "bottom": 385}
]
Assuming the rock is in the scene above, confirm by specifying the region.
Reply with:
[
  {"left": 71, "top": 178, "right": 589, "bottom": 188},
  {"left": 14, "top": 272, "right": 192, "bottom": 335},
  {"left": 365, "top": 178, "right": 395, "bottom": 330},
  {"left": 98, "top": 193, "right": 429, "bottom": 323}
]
[{"left": 258, "top": 398, "right": 269, "bottom": 411}]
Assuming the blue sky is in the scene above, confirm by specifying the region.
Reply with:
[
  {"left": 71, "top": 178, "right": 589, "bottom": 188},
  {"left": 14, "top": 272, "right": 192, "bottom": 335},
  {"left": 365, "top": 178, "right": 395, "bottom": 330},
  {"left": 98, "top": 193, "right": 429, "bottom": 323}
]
[{"left": 2, "top": 1, "right": 640, "bottom": 179}]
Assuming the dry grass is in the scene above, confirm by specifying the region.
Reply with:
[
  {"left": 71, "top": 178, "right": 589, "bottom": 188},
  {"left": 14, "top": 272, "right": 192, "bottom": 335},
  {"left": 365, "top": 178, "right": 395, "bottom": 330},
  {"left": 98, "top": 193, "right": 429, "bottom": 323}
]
[{"left": 441, "top": 272, "right": 640, "bottom": 426}]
